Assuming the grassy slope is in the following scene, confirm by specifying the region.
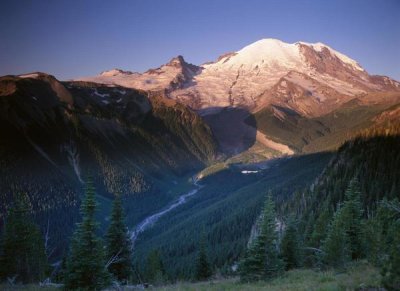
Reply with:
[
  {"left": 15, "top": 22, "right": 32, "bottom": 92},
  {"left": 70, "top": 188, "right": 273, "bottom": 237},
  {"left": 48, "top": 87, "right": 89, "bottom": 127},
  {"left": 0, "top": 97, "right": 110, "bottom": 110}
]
[
  {"left": 0, "top": 261, "right": 380, "bottom": 290},
  {"left": 155, "top": 262, "right": 380, "bottom": 291}
]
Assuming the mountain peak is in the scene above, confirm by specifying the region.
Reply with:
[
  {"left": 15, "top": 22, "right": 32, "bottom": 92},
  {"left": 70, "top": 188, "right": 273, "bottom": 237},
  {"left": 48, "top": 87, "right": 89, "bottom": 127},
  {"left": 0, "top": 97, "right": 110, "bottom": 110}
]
[
  {"left": 212, "top": 38, "right": 302, "bottom": 69},
  {"left": 100, "top": 68, "right": 133, "bottom": 77},
  {"left": 163, "top": 55, "right": 200, "bottom": 76},
  {"left": 248, "top": 38, "right": 286, "bottom": 46},
  {"left": 165, "top": 55, "right": 189, "bottom": 68}
]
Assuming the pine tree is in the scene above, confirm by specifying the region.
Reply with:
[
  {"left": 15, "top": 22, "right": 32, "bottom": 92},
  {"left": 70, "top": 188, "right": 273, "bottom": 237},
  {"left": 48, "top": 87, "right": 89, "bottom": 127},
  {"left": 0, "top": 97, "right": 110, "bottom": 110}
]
[
  {"left": 239, "top": 237, "right": 266, "bottom": 282},
  {"left": 322, "top": 179, "right": 365, "bottom": 268},
  {"left": 382, "top": 222, "right": 400, "bottom": 290},
  {"left": 195, "top": 234, "right": 212, "bottom": 281},
  {"left": 64, "top": 178, "right": 111, "bottom": 290},
  {"left": 322, "top": 205, "right": 351, "bottom": 268},
  {"left": 310, "top": 202, "right": 332, "bottom": 248},
  {"left": 364, "top": 216, "right": 384, "bottom": 266},
  {"left": 145, "top": 249, "right": 166, "bottom": 285},
  {"left": 261, "top": 195, "right": 284, "bottom": 278},
  {"left": 240, "top": 194, "right": 283, "bottom": 282},
  {"left": 364, "top": 199, "right": 394, "bottom": 267},
  {"left": 281, "top": 216, "right": 302, "bottom": 270},
  {"left": 342, "top": 179, "right": 364, "bottom": 260},
  {"left": 381, "top": 200, "right": 400, "bottom": 290},
  {"left": 302, "top": 213, "right": 317, "bottom": 267},
  {"left": 0, "top": 193, "right": 48, "bottom": 283},
  {"left": 105, "top": 194, "right": 132, "bottom": 284}
]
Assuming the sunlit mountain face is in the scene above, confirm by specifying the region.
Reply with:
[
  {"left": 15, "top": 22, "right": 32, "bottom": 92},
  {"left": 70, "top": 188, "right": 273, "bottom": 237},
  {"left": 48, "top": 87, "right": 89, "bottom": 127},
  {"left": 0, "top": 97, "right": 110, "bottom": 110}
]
[{"left": 79, "top": 38, "right": 400, "bottom": 154}]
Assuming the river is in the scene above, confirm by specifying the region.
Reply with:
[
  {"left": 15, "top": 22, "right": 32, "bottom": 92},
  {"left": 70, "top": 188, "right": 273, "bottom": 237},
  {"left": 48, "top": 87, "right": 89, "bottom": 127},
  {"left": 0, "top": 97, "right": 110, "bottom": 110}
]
[{"left": 130, "top": 181, "right": 202, "bottom": 245}]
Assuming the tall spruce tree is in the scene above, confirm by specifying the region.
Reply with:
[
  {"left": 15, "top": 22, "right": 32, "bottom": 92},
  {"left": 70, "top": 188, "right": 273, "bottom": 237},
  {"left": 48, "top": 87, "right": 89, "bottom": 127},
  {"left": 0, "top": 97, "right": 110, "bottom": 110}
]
[
  {"left": 195, "top": 234, "right": 212, "bottom": 281},
  {"left": 382, "top": 225, "right": 400, "bottom": 290},
  {"left": 281, "top": 216, "right": 302, "bottom": 270},
  {"left": 240, "top": 194, "right": 283, "bottom": 282},
  {"left": 0, "top": 193, "right": 48, "bottom": 283},
  {"left": 322, "top": 179, "right": 365, "bottom": 268},
  {"left": 322, "top": 205, "right": 351, "bottom": 268},
  {"left": 64, "top": 178, "right": 111, "bottom": 290},
  {"left": 105, "top": 194, "right": 132, "bottom": 284},
  {"left": 145, "top": 249, "right": 166, "bottom": 285},
  {"left": 381, "top": 200, "right": 400, "bottom": 290},
  {"left": 310, "top": 201, "right": 333, "bottom": 248},
  {"left": 342, "top": 179, "right": 364, "bottom": 260},
  {"left": 239, "top": 242, "right": 264, "bottom": 282}
]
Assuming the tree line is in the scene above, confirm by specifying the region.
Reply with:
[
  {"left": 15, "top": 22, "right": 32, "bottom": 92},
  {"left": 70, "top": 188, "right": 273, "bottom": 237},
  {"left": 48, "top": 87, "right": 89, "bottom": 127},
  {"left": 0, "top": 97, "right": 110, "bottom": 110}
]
[
  {"left": 0, "top": 178, "right": 133, "bottom": 289},
  {"left": 239, "top": 180, "right": 400, "bottom": 290},
  {"left": 0, "top": 177, "right": 212, "bottom": 289}
]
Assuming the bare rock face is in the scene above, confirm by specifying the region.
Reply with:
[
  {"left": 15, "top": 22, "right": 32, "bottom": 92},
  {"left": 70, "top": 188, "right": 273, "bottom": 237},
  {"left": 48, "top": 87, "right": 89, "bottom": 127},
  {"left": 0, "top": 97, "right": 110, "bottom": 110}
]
[{"left": 77, "top": 38, "right": 400, "bottom": 118}]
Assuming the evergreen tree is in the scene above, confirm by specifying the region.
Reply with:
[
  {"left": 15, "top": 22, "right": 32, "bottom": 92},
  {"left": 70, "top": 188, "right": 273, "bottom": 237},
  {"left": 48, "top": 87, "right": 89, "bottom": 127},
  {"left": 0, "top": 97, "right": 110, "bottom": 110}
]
[
  {"left": 364, "top": 217, "right": 384, "bottom": 266},
  {"left": 310, "top": 202, "right": 332, "bottom": 248},
  {"left": 240, "top": 194, "right": 283, "bottom": 282},
  {"left": 145, "top": 249, "right": 166, "bottom": 285},
  {"left": 64, "top": 178, "right": 111, "bottom": 290},
  {"left": 239, "top": 237, "right": 266, "bottom": 282},
  {"left": 281, "top": 216, "right": 302, "bottom": 270},
  {"left": 0, "top": 193, "right": 48, "bottom": 283},
  {"left": 302, "top": 213, "right": 317, "bottom": 267},
  {"left": 105, "top": 194, "right": 132, "bottom": 284},
  {"left": 341, "top": 179, "right": 364, "bottom": 260},
  {"left": 364, "top": 199, "right": 396, "bottom": 267},
  {"left": 322, "top": 205, "right": 351, "bottom": 268},
  {"left": 195, "top": 234, "right": 212, "bottom": 281},
  {"left": 382, "top": 222, "right": 400, "bottom": 290},
  {"left": 381, "top": 200, "right": 400, "bottom": 290},
  {"left": 322, "top": 179, "right": 365, "bottom": 268}
]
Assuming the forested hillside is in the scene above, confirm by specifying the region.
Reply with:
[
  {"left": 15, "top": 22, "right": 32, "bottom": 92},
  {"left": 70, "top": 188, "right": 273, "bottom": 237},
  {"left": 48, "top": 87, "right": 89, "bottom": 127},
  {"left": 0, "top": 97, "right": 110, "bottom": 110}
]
[
  {"left": 133, "top": 153, "right": 332, "bottom": 279},
  {"left": 0, "top": 73, "right": 217, "bottom": 258},
  {"left": 132, "top": 126, "right": 400, "bottom": 284},
  {"left": 285, "top": 125, "right": 400, "bottom": 227}
]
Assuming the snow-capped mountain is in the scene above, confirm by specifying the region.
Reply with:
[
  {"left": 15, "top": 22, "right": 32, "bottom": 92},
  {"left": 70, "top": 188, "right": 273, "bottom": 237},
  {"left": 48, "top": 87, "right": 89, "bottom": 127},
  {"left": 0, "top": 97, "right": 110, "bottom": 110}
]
[
  {"left": 79, "top": 56, "right": 200, "bottom": 93},
  {"left": 79, "top": 38, "right": 400, "bottom": 117}
]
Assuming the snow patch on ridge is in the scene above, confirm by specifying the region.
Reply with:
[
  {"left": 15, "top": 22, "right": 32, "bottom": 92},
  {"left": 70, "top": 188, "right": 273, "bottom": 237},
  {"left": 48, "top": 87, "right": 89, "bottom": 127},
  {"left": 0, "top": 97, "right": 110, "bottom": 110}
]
[
  {"left": 19, "top": 73, "right": 40, "bottom": 79},
  {"left": 93, "top": 89, "right": 110, "bottom": 98},
  {"left": 64, "top": 141, "right": 83, "bottom": 183}
]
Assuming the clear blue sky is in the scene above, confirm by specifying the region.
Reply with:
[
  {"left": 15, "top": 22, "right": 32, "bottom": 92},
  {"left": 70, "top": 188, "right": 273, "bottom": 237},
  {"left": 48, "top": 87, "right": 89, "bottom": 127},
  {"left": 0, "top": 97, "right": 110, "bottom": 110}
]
[{"left": 1, "top": 0, "right": 399, "bottom": 80}]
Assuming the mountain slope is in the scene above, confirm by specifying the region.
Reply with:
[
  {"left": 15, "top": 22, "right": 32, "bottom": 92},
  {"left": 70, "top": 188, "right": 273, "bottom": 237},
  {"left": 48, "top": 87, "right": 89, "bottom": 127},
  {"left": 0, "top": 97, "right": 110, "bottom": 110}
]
[
  {"left": 78, "top": 39, "right": 400, "bottom": 155},
  {"left": 285, "top": 124, "right": 400, "bottom": 218},
  {"left": 0, "top": 73, "right": 217, "bottom": 257}
]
